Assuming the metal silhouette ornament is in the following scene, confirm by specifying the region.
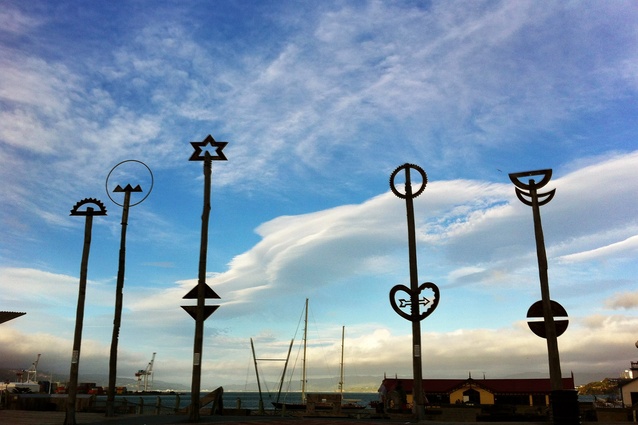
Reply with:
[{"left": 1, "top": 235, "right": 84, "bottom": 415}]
[
  {"left": 105, "top": 159, "right": 154, "bottom": 207},
  {"left": 189, "top": 134, "right": 228, "bottom": 161},
  {"left": 509, "top": 169, "right": 564, "bottom": 395},
  {"left": 527, "top": 300, "right": 568, "bottom": 338},
  {"left": 104, "top": 160, "right": 153, "bottom": 417},
  {"left": 184, "top": 134, "right": 227, "bottom": 422},
  {"left": 65, "top": 199, "right": 106, "bottom": 425},
  {"left": 389, "top": 163, "right": 440, "bottom": 421},
  {"left": 390, "top": 282, "right": 440, "bottom": 321}
]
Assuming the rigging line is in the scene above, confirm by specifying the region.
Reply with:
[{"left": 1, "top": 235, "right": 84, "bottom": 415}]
[
  {"left": 278, "top": 298, "right": 304, "bottom": 398},
  {"left": 292, "top": 300, "right": 305, "bottom": 340},
  {"left": 282, "top": 335, "right": 304, "bottom": 402},
  {"left": 307, "top": 306, "right": 340, "bottom": 390},
  {"left": 282, "top": 300, "right": 307, "bottom": 399},
  {"left": 256, "top": 362, "right": 273, "bottom": 399},
  {"left": 243, "top": 354, "right": 252, "bottom": 391}
]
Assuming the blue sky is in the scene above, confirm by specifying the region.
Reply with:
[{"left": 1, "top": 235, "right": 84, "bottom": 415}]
[{"left": 1, "top": 0, "right": 637, "bottom": 391}]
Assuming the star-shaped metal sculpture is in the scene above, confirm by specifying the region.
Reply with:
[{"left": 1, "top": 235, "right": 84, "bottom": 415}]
[{"left": 190, "top": 134, "right": 228, "bottom": 161}]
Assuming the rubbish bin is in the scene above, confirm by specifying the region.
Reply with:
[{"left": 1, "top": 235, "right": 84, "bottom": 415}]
[{"left": 551, "top": 389, "right": 580, "bottom": 425}]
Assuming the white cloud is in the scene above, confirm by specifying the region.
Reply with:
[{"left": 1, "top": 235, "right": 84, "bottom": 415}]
[
  {"left": 559, "top": 235, "right": 638, "bottom": 264},
  {"left": 604, "top": 292, "right": 638, "bottom": 311}
]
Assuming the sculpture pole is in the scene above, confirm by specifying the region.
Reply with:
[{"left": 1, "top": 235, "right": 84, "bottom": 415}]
[
  {"left": 65, "top": 200, "right": 107, "bottom": 425},
  {"left": 509, "top": 169, "right": 561, "bottom": 390},
  {"left": 184, "top": 135, "right": 227, "bottom": 422},
  {"left": 404, "top": 167, "right": 425, "bottom": 418},
  {"left": 510, "top": 170, "right": 580, "bottom": 425},
  {"left": 389, "top": 163, "right": 440, "bottom": 421},
  {"left": 106, "top": 187, "right": 135, "bottom": 417},
  {"left": 529, "top": 181, "right": 562, "bottom": 391},
  {"left": 104, "top": 160, "right": 153, "bottom": 417}
]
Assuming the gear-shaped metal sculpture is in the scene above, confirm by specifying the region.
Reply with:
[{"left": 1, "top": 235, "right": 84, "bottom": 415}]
[
  {"left": 389, "top": 163, "right": 427, "bottom": 199},
  {"left": 70, "top": 198, "right": 108, "bottom": 216}
]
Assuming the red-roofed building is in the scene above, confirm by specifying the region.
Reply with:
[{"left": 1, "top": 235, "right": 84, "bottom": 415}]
[{"left": 379, "top": 375, "right": 575, "bottom": 408}]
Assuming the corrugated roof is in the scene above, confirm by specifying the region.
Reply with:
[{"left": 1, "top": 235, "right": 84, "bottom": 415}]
[{"left": 0, "top": 311, "right": 26, "bottom": 324}]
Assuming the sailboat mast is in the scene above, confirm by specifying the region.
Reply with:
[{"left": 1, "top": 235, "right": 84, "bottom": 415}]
[
  {"left": 275, "top": 339, "right": 294, "bottom": 404},
  {"left": 339, "top": 325, "right": 345, "bottom": 398},
  {"left": 250, "top": 338, "right": 263, "bottom": 404},
  {"left": 302, "top": 298, "right": 308, "bottom": 403}
]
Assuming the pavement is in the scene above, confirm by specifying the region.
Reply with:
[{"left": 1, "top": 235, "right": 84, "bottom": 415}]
[{"left": 0, "top": 410, "right": 632, "bottom": 425}]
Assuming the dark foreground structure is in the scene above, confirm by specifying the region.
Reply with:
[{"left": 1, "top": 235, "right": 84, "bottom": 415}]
[
  {"left": 379, "top": 376, "right": 635, "bottom": 422},
  {"left": 0, "top": 409, "right": 635, "bottom": 425},
  {"left": 2, "top": 385, "right": 636, "bottom": 423}
]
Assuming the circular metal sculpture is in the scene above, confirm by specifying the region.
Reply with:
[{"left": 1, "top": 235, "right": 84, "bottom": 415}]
[
  {"left": 526, "top": 300, "right": 568, "bottom": 338},
  {"left": 105, "top": 159, "right": 154, "bottom": 207},
  {"left": 390, "top": 163, "right": 427, "bottom": 199}
]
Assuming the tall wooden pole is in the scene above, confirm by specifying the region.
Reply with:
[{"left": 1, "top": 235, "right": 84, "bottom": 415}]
[
  {"left": 389, "top": 164, "right": 439, "bottom": 422},
  {"left": 189, "top": 158, "right": 211, "bottom": 421},
  {"left": 65, "top": 212, "right": 92, "bottom": 425},
  {"left": 106, "top": 189, "right": 132, "bottom": 417},
  {"left": 65, "top": 200, "right": 106, "bottom": 425},
  {"left": 184, "top": 135, "right": 227, "bottom": 421},
  {"left": 529, "top": 182, "right": 563, "bottom": 391},
  {"left": 403, "top": 167, "right": 426, "bottom": 420},
  {"left": 509, "top": 169, "right": 579, "bottom": 424}
]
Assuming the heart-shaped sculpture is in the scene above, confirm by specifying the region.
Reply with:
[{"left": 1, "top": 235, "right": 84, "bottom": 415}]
[{"left": 389, "top": 282, "right": 440, "bottom": 322}]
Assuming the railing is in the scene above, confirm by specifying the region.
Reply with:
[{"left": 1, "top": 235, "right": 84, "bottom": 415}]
[{"left": 91, "top": 395, "right": 183, "bottom": 415}]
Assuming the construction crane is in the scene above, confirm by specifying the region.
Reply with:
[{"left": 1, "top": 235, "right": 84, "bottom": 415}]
[
  {"left": 135, "top": 352, "right": 155, "bottom": 392},
  {"left": 26, "top": 354, "right": 41, "bottom": 382}
]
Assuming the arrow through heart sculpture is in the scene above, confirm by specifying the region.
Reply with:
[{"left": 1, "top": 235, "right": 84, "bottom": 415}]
[{"left": 390, "top": 281, "right": 440, "bottom": 322}]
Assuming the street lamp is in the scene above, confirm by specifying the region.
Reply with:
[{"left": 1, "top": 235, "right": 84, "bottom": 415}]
[
  {"left": 104, "top": 160, "right": 153, "bottom": 417},
  {"left": 64, "top": 199, "right": 107, "bottom": 425},
  {"left": 183, "top": 134, "right": 227, "bottom": 422},
  {"left": 388, "top": 163, "right": 440, "bottom": 421}
]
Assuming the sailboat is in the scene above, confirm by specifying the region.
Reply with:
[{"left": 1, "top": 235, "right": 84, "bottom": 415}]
[{"left": 266, "top": 299, "right": 364, "bottom": 411}]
